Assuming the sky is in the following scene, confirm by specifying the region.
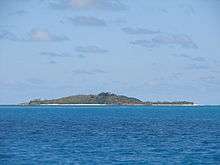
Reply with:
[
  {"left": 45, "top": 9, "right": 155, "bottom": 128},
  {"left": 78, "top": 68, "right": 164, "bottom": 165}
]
[{"left": 0, "top": 0, "right": 220, "bottom": 104}]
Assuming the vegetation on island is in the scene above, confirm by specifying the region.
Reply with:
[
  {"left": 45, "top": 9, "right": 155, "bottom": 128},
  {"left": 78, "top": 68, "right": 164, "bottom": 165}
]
[{"left": 27, "top": 92, "right": 194, "bottom": 106}]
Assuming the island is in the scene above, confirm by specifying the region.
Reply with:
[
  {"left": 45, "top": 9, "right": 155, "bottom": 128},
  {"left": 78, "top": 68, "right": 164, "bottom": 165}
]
[{"left": 27, "top": 92, "right": 194, "bottom": 106}]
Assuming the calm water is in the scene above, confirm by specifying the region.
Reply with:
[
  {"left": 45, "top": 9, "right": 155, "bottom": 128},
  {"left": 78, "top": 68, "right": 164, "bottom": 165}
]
[{"left": 0, "top": 105, "right": 220, "bottom": 164}]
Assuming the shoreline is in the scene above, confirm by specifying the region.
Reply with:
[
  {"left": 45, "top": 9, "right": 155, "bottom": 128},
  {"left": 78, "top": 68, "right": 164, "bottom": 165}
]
[
  {"left": 1, "top": 104, "right": 220, "bottom": 107},
  {"left": 22, "top": 104, "right": 196, "bottom": 106}
]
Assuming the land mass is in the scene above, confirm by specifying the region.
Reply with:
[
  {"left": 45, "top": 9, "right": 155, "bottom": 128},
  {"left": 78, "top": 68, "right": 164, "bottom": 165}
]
[{"left": 27, "top": 92, "right": 194, "bottom": 106}]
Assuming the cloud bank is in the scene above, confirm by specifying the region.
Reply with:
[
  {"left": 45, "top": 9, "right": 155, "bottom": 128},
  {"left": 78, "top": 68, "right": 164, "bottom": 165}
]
[
  {"left": 122, "top": 27, "right": 160, "bottom": 35},
  {"left": 68, "top": 16, "right": 106, "bottom": 26},
  {"left": 131, "top": 33, "right": 198, "bottom": 49},
  {"left": 0, "top": 29, "right": 69, "bottom": 42},
  {"left": 50, "top": 0, "right": 127, "bottom": 11},
  {"left": 173, "top": 54, "right": 206, "bottom": 62},
  {"left": 40, "top": 51, "right": 71, "bottom": 57},
  {"left": 75, "top": 45, "right": 108, "bottom": 53},
  {"left": 72, "top": 68, "right": 107, "bottom": 75},
  {"left": 29, "top": 29, "right": 69, "bottom": 42},
  {"left": 0, "top": 30, "right": 18, "bottom": 41}
]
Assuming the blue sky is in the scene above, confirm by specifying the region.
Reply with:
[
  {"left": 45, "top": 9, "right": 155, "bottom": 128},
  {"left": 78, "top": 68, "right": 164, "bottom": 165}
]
[{"left": 0, "top": 0, "right": 220, "bottom": 104}]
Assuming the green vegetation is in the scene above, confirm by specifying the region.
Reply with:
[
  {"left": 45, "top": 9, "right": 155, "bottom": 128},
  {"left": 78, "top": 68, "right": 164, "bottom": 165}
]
[{"left": 28, "top": 92, "right": 194, "bottom": 106}]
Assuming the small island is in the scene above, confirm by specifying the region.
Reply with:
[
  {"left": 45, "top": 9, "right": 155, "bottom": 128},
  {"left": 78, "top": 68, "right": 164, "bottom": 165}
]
[{"left": 27, "top": 92, "right": 194, "bottom": 106}]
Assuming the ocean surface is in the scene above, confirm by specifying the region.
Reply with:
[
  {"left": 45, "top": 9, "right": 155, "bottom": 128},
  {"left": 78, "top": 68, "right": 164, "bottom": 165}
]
[{"left": 0, "top": 105, "right": 220, "bottom": 164}]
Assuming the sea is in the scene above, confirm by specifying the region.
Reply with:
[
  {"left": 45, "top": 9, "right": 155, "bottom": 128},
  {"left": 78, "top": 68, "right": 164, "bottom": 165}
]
[{"left": 0, "top": 105, "right": 219, "bottom": 164}]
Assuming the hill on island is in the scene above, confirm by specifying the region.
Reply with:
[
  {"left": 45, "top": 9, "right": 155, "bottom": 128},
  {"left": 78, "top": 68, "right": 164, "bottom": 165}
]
[
  {"left": 29, "top": 92, "right": 143, "bottom": 105},
  {"left": 28, "top": 92, "right": 193, "bottom": 106}
]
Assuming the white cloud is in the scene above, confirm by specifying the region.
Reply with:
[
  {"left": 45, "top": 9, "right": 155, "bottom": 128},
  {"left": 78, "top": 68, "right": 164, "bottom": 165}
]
[
  {"left": 122, "top": 27, "right": 160, "bottom": 35},
  {"left": 75, "top": 45, "right": 108, "bottom": 53},
  {"left": 29, "top": 29, "right": 69, "bottom": 42},
  {"left": 50, "top": 0, "right": 127, "bottom": 11},
  {"left": 31, "top": 29, "right": 51, "bottom": 41},
  {"left": 0, "top": 29, "right": 69, "bottom": 42},
  {"left": 72, "top": 68, "right": 107, "bottom": 75},
  {"left": 69, "top": 0, "right": 95, "bottom": 9},
  {"left": 68, "top": 16, "right": 106, "bottom": 26},
  {"left": 131, "top": 33, "right": 198, "bottom": 49}
]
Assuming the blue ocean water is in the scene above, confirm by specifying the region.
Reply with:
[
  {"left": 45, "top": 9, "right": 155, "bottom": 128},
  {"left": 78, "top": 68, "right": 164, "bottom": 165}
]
[{"left": 0, "top": 105, "right": 220, "bottom": 164}]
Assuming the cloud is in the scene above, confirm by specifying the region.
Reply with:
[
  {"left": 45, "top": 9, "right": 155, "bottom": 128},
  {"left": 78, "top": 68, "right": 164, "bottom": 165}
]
[
  {"left": 185, "top": 64, "right": 209, "bottom": 70},
  {"left": 172, "top": 54, "right": 206, "bottom": 62},
  {"left": 0, "top": 30, "right": 18, "bottom": 41},
  {"left": 77, "top": 54, "right": 86, "bottom": 58},
  {"left": 69, "top": 0, "right": 95, "bottom": 8},
  {"left": 179, "top": 4, "right": 195, "bottom": 16},
  {"left": 131, "top": 33, "right": 198, "bottom": 49},
  {"left": 191, "top": 57, "right": 206, "bottom": 62},
  {"left": 158, "top": 8, "right": 168, "bottom": 14},
  {"left": 8, "top": 10, "right": 28, "bottom": 16},
  {"left": 170, "top": 72, "right": 183, "bottom": 80},
  {"left": 49, "top": 60, "right": 57, "bottom": 64},
  {"left": 75, "top": 45, "right": 108, "bottom": 53},
  {"left": 40, "top": 51, "right": 70, "bottom": 57},
  {"left": 152, "top": 34, "right": 198, "bottom": 49},
  {"left": 49, "top": 0, "right": 127, "bottom": 11},
  {"left": 130, "top": 40, "right": 157, "bottom": 48},
  {"left": 49, "top": 0, "right": 93, "bottom": 9},
  {"left": 68, "top": 16, "right": 106, "bottom": 26},
  {"left": 122, "top": 27, "right": 160, "bottom": 35},
  {"left": 0, "top": 29, "right": 69, "bottom": 42},
  {"left": 28, "top": 29, "right": 69, "bottom": 42},
  {"left": 72, "top": 69, "right": 107, "bottom": 75}
]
